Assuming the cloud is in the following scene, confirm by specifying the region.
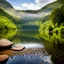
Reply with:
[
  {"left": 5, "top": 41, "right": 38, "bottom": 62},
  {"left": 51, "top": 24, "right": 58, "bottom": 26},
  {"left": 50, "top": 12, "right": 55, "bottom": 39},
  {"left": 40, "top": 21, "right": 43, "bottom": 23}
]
[
  {"left": 21, "top": 3, "right": 40, "bottom": 10},
  {"left": 35, "top": 0, "right": 56, "bottom": 4},
  {"left": 35, "top": 0, "right": 57, "bottom": 7},
  {"left": 13, "top": 0, "right": 57, "bottom": 10},
  {"left": 35, "top": 0, "right": 49, "bottom": 5},
  {"left": 13, "top": 6, "right": 23, "bottom": 10}
]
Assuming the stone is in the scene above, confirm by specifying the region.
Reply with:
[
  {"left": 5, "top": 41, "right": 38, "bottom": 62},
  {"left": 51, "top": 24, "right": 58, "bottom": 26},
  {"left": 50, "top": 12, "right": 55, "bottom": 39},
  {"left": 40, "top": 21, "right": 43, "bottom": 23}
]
[
  {"left": 0, "top": 39, "right": 13, "bottom": 47},
  {"left": 0, "top": 55, "right": 9, "bottom": 62},
  {"left": 11, "top": 46, "right": 25, "bottom": 51}
]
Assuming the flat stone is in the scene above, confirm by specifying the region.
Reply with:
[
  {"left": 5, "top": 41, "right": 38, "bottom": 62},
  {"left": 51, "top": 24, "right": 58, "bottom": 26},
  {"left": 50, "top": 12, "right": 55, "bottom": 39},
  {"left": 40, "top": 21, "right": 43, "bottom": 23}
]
[
  {"left": 0, "top": 55, "right": 9, "bottom": 62},
  {"left": 0, "top": 39, "right": 13, "bottom": 47},
  {"left": 11, "top": 46, "right": 25, "bottom": 51}
]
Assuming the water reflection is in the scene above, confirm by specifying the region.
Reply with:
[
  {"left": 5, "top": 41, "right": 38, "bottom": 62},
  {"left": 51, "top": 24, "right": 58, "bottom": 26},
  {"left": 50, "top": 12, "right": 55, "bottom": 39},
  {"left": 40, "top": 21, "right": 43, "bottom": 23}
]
[
  {"left": 11, "top": 29, "right": 41, "bottom": 44},
  {"left": 0, "top": 29, "right": 53, "bottom": 64},
  {"left": 6, "top": 54, "right": 52, "bottom": 64},
  {"left": 14, "top": 43, "right": 43, "bottom": 48},
  {"left": 43, "top": 40, "right": 64, "bottom": 64},
  {"left": 0, "top": 46, "right": 52, "bottom": 64},
  {"left": 0, "top": 28, "right": 64, "bottom": 64},
  {"left": 40, "top": 27, "right": 64, "bottom": 64},
  {"left": 53, "top": 27, "right": 64, "bottom": 41}
]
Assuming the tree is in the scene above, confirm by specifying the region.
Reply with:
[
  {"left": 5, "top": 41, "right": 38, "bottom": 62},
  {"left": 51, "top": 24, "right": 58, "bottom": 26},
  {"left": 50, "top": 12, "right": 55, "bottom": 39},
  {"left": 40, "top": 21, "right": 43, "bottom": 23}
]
[
  {"left": 61, "top": 4, "right": 64, "bottom": 15},
  {"left": 50, "top": 5, "right": 64, "bottom": 26},
  {"left": 58, "top": 0, "right": 64, "bottom": 3}
]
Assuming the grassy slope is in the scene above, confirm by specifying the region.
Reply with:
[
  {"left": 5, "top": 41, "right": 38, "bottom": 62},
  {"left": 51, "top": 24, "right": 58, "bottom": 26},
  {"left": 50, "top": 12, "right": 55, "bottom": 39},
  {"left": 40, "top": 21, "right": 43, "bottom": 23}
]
[
  {"left": 0, "top": 0, "right": 17, "bottom": 38},
  {"left": 0, "top": 0, "right": 20, "bottom": 27},
  {"left": 0, "top": 8, "right": 16, "bottom": 22},
  {"left": 0, "top": 0, "right": 63, "bottom": 27},
  {"left": 39, "top": 1, "right": 62, "bottom": 12},
  {"left": 0, "top": 8, "right": 16, "bottom": 29}
]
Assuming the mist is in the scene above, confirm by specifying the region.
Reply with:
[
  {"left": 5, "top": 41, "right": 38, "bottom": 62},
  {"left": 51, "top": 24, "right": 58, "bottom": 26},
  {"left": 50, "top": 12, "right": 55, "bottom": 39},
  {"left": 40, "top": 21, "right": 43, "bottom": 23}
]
[{"left": 5, "top": 8, "right": 50, "bottom": 23}]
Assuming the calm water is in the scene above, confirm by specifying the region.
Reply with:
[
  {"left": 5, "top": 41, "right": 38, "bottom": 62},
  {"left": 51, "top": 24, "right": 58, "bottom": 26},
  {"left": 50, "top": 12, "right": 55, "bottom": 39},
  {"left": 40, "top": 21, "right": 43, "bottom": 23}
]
[{"left": 0, "top": 29, "right": 64, "bottom": 64}]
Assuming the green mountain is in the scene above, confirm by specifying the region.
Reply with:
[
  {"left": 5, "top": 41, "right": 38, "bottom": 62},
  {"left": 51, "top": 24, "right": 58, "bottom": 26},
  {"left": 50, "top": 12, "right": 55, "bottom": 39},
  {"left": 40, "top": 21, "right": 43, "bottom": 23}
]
[
  {"left": 0, "top": 0, "right": 20, "bottom": 25},
  {"left": 0, "top": 8, "right": 15, "bottom": 21},
  {"left": 0, "top": 0, "right": 63, "bottom": 13},
  {"left": 17, "top": 0, "right": 63, "bottom": 25},
  {"left": 0, "top": 0, "right": 17, "bottom": 27},
  {"left": 0, "top": 8, "right": 16, "bottom": 30},
  {"left": 0, "top": 0, "right": 63, "bottom": 17},
  {"left": 0, "top": 0, "right": 14, "bottom": 9},
  {"left": 39, "top": 1, "right": 62, "bottom": 12},
  {"left": 22, "top": 0, "right": 64, "bottom": 26},
  {"left": 0, "top": 0, "right": 63, "bottom": 27},
  {"left": 0, "top": 0, "right": 17, "bottom": 18}
]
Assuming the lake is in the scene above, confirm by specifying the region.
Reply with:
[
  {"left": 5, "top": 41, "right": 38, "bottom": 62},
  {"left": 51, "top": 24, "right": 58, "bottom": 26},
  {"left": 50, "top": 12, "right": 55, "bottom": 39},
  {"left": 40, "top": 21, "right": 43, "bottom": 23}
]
[{"left": 0, "top": 29, "right": 64, "bottom": 64}]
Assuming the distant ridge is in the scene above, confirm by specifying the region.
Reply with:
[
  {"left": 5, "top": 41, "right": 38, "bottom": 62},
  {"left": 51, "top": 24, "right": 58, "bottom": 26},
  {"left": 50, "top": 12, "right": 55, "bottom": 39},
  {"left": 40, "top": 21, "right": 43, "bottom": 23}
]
[
  {"left": 17, "top": 0, "right": 63, "bottom": 13},
  {"left": 0, "top": 0, "right": 63, "bottom": 14},
  {"left": 0, "top": 0, "right": 14, "bottom": 9}
]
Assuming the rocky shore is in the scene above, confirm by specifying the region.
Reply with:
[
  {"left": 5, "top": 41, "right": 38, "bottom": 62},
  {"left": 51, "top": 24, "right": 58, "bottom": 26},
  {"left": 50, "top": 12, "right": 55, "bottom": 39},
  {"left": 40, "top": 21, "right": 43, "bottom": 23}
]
[{"left": 0, "top": 38, "right": 25, "bottom": 62}]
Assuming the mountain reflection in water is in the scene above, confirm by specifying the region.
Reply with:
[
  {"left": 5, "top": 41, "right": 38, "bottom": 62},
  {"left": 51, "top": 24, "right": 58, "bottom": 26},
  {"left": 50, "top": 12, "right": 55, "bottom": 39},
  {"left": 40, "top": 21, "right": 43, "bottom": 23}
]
[{"left": 0, "top": 29, "right": 64, "bottom": 64}]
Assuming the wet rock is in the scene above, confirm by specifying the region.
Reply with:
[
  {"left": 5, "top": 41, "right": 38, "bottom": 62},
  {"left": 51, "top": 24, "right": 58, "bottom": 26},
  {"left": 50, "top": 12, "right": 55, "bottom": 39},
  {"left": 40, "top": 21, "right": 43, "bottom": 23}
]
[
  {"left": 0, "top": 55, "right": 9, "bottom": 62},
  {"left": 11, "top": 46, "right": 25, "bottom": 51},
  {"left": 0, "top": 39, "right": 13, "bottom": 47}
]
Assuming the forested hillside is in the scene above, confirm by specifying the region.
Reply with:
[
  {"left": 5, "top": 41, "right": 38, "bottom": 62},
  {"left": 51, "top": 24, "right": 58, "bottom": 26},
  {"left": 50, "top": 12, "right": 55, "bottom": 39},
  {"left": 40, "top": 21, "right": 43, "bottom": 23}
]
[
  {"left": 0, "top": 8, "right": 16, "bottom": 30},
  {"left": 0, "top": 0, "right": 14, "bottom": 9},
  {"left": 39, "top": 4, "right": 64, "bottom": 42}
]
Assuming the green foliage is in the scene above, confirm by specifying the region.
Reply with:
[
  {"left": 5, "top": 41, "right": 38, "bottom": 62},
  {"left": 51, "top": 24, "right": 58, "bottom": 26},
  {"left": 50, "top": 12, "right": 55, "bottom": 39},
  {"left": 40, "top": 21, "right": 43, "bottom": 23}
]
[
  {"left": 61, "top": 4, "right": 64, "bottom": 15},
  {"left": 39, "top": 21, "right": 55, "bottom": 42},
  {"left": 39, "top": 4, "right": 64, "bottom": 42},
  {"left": 0, "top": 0, "right": 19, "bottom": 25},
  {"left": 0, "top": 16, "right": 16, "bottom": 30},
  {"left": 0, "top": 8, "right": 17, "bottom": 24},
  {"left": 0, "top": 8, "right": 16, "bottom": 31},
  {"left": 50, "top": 4, "right": 64, "bottom": 26},
  {"left": 39, "top": 20, "right": 64, "bottom": 42},
  {"left": 58, "top": 0, "right": 64, "bottom": 3},
  {"left": 50, "top": 8, "right": 62, "bottom": 25}
]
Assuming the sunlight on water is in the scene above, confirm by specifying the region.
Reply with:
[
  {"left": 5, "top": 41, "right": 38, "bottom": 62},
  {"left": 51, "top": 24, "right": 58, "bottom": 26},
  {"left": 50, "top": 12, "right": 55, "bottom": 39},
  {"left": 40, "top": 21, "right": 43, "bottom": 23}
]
[{"left": 14, "top": 43, "right": 44, "bottom": 48}]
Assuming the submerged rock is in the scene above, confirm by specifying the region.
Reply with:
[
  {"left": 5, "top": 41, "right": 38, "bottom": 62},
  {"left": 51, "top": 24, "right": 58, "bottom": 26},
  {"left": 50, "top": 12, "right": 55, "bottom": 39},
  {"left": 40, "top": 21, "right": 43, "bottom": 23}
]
[
  {"left": 11, "top": 46, "right": 25, "bottom": 51},
  {"left": 0, "top": 55, "right": 9, "bottom": 62},
  {"left": 0, "top": 39, "right": 13, "bottom": 47}
]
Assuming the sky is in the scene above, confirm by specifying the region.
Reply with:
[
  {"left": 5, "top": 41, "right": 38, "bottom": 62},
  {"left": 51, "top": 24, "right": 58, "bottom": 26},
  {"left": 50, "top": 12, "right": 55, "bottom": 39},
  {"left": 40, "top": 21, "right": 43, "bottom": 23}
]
[{"left": 6, "top": 0, "right": 57, "bottom": 10}]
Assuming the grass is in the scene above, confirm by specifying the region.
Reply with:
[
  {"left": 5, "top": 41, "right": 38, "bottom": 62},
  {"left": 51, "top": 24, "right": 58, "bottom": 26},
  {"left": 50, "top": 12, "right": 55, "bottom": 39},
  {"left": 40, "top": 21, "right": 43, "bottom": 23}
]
[{"left": 39, "top": 20, "right": 64, "bottom": 42}]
